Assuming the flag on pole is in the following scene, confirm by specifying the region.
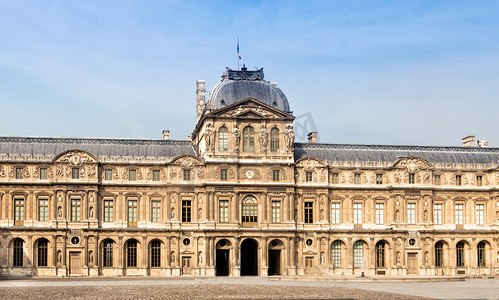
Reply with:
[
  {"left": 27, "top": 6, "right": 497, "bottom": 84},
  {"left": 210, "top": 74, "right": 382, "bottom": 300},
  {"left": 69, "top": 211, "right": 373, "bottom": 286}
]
[{"left": 237, "top": 38, "right": 241, "bottom": 60}]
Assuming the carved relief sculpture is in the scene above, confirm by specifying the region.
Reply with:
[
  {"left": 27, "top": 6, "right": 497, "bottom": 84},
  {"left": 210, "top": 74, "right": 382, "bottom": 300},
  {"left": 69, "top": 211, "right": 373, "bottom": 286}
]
[{"left": 205, "top": 122, "right": 215, "bottom": 151}]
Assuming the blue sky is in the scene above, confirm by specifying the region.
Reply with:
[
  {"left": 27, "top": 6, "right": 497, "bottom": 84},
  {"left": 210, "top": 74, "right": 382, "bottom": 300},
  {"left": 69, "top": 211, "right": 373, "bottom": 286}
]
[{"left": 1, "top": 1, "right": 499, "bottom": 146}]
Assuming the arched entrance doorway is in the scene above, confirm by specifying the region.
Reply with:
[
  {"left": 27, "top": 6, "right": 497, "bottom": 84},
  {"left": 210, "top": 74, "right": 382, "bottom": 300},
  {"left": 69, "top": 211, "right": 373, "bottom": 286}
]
[
  {"left": 240, "top": 238, "right": 258, "bottom": 276},
  {"left": 268, "top": 239, "right": 283, "bottom": 276},
  {"left": 216, "top": 239, "right": 231, "bottom": 276}
]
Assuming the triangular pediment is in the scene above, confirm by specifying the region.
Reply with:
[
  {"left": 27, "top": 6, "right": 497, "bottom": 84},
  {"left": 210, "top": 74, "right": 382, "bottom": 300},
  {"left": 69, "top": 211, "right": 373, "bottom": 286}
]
[{"left": 207, "top": 98, "right": 294, "bottom": 120}]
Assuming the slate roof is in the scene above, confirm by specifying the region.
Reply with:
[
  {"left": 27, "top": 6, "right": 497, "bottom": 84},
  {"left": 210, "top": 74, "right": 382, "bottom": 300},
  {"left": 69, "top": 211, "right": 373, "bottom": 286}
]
[
  {"left": 207, "top": 68, "right": 291, "bottom": 112},
  {"left": 295, "top": 143, "right": 499, "bottom": 165},
  {"left": 0, "top": 137, "right": 196, "bottom": 158}
]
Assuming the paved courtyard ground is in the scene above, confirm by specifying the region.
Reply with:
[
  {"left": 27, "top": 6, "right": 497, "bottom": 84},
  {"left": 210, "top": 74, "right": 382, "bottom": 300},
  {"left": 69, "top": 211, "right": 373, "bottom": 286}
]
[{"left": 0, "top": 277, "right": 497, "bottom": 300}]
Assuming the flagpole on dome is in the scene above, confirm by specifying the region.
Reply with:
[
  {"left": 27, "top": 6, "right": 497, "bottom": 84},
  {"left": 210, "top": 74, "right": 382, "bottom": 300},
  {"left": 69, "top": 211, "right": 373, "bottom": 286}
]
[{"left": 237, "top": 37, "right": 241, "bottom": 70}]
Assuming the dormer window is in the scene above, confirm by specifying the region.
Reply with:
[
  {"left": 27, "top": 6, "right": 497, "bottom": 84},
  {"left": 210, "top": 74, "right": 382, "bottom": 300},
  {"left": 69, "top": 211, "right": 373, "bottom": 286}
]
[
  {"left": 408, "top": 173, "right": 415, "bottom": 184},
  {"left": 72, "top": 168, "right": 80, "bottom": 179}
]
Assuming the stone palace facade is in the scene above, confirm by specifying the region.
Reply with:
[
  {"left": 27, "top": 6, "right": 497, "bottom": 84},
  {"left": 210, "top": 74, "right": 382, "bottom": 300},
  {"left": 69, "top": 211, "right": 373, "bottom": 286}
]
[{"left": 1, "top": 67, "right": 499, "bottom": 277}]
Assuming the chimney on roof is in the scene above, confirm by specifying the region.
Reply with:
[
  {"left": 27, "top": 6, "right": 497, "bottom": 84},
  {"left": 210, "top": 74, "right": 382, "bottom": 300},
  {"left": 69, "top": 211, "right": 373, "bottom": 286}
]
[
  {"left": 462, "top": 135, "right": 475, "bottom": 147},
  {"left": 162, "top": 130, "right": 170, "bottom": 140},
  {"left": 307, "top": 132, "right": 318, "bottom": 143},
  {"left": 477, "top": 140, "right": 489, "bottom": 148}
]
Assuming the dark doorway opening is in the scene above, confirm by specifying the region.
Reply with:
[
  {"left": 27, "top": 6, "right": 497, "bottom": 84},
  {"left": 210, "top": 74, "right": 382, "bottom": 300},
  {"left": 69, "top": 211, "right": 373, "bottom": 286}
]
[
  {"left": 240, "top": 239, "right": 258, "bottom": 276},
  {"left": 216, "top": 249, "right": 229, "bottom": 276},
  {"left": 216, "top": 239, "right": 231, "bottom": 276},
  {"left": 268, "top": 249, "right": 281, "bottom": 276}
]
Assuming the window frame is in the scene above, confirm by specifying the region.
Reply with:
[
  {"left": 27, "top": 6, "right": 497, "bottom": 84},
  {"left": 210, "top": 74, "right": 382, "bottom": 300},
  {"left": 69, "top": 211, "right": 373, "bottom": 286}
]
[
  {"left": 271, "top": 200, "right": 281, "bottom": 223},
  {"left": 270, "top": 127, "right": 280, "bottom": 152},
  {"left": 182, "top": 200, "right": 192, "bottom": 223},
  {"left": 218, "top": 126, "right": 228, "bottom": 151},
  {"left": 331, "top": 202, "right": 340, "bottom": 224},
  {"left": 375, "top": 202, "right": 384, "bottom": 225},
  {"left": 38, "top": 198, "right": 49, "bottom": 222},
  {"left": 70, "top": 198, "right": 81, "bottom": 221},
  {"left": 242, "top": 126, "right": 255, "bottom": 152},
  {"left": 304, "top": 201, "right": 314, "bottom": 224},
  {"left": 151, "top": 200, "right": 161, "bottom": 223},
  {"left": 103, "top": 199, "right": 114, "bottom": 222},
  {"left": 219, "top": 199, "right": 229, "bottom": 223}
]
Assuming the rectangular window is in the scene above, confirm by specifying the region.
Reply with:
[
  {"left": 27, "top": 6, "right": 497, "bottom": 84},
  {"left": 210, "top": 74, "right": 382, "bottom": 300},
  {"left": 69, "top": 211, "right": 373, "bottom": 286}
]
[
  {"left": 14, "top": 198, "right": 24, "bottom": 224},
  {"left": 219, "top": 200, "right": 229, "bottom": 223},
  {"left": 354, "top": 173, "right": 361, "bottom": 184},
  {"left": 15, "top": 167, "right": 23, "bottom": 179},
  {"left": 304, "top": 202, "right": 313, "bottom": 224},
  {"left": 476, "top": 204, "right": 484, "bottom": 225},
  {"left": 183, "top": 169, "right": 191, "bottom": 181},
  {"left": 456, "top": 175, "right": 462, "bottom": 186},
  {"left": 220, "top": 169, "right": 228, "bottom": 181},
  {"left": 182, "top": 200, "right": 191, "bottom": 222},
  {"left": 72, "top": 167, "right": 80, "bottom": 179},
  {"left": 104, "top": 169, "right": 113, "bottom": 180},
  {"left": 129, "top": 170, "right": 136, "bottom": 181},
  {"left": 151, "top": 200, "right": 161, "bottom": 222},
  {"left": 128, "top": 200, "right": 138, "bottom": 226},
  {"left": 408, "top": 173, "right": 415, "bottom": 184},
  {"left": 353, "top": 203, "right": 362, "bottom": 224},
  {"left": 40, "top": 168, "right": 47, "bottom": 180},
  {"left": 433, "top": 175, "right": 441, "bottom": 185},
  {"left": 331, "top": 173, "right": 339, "bottom": 184},
  {"left": 455, "top": 203, "right": 463, "bottom": 224},
  {"left": 375, "top": 203, "right": 384, "bottom": 225},
  {"left": 376, "top": 174, "right": 383, "bottom": 184},
  {"left": 104, "top": 200, "right": 113, "bottom": 222},
  {"left": 407, "top": 203, "right": 416, "bottom": 224},
  {"left": 71, "top": 198, "right": 81, "bottom": 221},
  {"left": 272, "top": 170, "right": 280, "bottom": 181},
  {"left": 434, "top": 203, "right": 442, "bottom": 225},
  {"left": 331, "top": 202, "right": 340, "bottom": 224},
  {"left": 305, "top": 172, "right": 313, "bottom": 182},
  {"left": 38, "top": 198, "right": 48, "bottom": 221},
  {"left": 476, "top": 175, "right": 483, "bottom": 186},
  {"left": 271, "top": 201, "right": 281, "bottom": 223},
  {"left": 152, "top": 170, "right": 160, "bottom": 182}
]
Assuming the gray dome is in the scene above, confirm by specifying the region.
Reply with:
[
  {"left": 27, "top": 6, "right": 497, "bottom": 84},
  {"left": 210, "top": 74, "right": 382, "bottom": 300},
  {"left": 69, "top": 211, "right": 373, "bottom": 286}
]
[{"left": 207, "top": 67, "right": 290, "bottom": 112}]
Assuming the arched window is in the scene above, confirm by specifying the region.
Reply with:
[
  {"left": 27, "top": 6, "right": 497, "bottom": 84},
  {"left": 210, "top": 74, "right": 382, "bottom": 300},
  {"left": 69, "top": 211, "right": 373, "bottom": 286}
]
[
  {"left": 126, "top": 240, "right": 138, "bottom": 267},
  {"left": 150, "top": 240, "right": 161, "bottom": 268},
  {"left": 243, "top": 126, "right": 254, "bottom": 152},
  {"left": 242, "top": 195, "right": 257, "bottom": 226},
  {"left": 456, "top": 241, "right": 465, "bottom": 267},
  {"left": 103, "top": 240, "right": 113, "bottom": 267},
  {"left": 13, "top": 239, "right": 23, "bottom": 267},
  {"left": 331, "top": 241, "right": 341, "bottom": 267},
  {"left": 270, "top": 128, "right": 279, "bottom": 152},
  {"left": 37, "top": 239, "right": 48, "bottom": 267},
  {"left": 353, "top": 241, "right": 363, "bottom": 268},
  {"left": 375, "top": 241, "right": 385, "bottom": 268},
  {"left": 477, "top": 241, "right": 486, "bottom": 267},
  {"left": 435, "top": 241, "right": 444, "bottom": 267},
  {"left": 218, "top": 126, "right": 228, "bottom": 151}
]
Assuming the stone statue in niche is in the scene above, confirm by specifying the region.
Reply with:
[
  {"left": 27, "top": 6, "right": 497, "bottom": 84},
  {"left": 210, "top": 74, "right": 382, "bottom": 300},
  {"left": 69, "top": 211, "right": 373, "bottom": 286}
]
[
  {"left": 171, "top": 252, "right": 176, "bottom": 265},
  {"left": 89, "top": 208, "right": 94, "bottom": 218},
  {"left": 320, "top": 252, "right": 325, "bottom": 265},
  {"left": 205, "top": 123, "right": 215, "bottom": 151},
  {"left": 284, "top": 125, "right": 295, "bottom": 151},
  {"left": 89, "top": 252, "right": 94, "bottom": 263},
  {"left": 424, "top": 210, "right": 428, "bottom": 222},
  {"left": 396, "top": 252, "right": 401, "bottom": 265},
  {"left": 396, "top": 210, "right": 400, "bottom": 222},
  {"left": 198, "top": 252, "right": 203, "bottom": 264},
  {"left": 232, "top": 125, "right": 241, "bottom": 151},
  {"left": 424, "top": 252, "right": 429, "bottom": 265},
  {"left": 258, "top": 125, "right": 268, "bottom": 152},
  {"left": 58, "top": 207, "right": 62, "bottom": 218}
]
